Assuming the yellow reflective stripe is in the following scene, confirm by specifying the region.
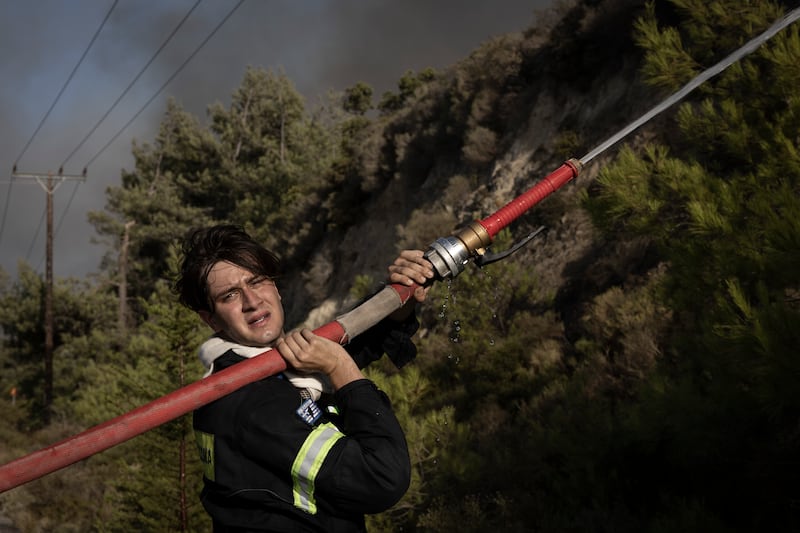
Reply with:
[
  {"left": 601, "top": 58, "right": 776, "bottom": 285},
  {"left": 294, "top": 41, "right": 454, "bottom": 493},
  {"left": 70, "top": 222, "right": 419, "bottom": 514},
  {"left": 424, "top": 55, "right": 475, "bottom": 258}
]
[
  {"left": 194, "top": 430, "right": 215, "bottom": 482},
  {"left": 292, "top": 422, "right": 344, "bottom": 514}
]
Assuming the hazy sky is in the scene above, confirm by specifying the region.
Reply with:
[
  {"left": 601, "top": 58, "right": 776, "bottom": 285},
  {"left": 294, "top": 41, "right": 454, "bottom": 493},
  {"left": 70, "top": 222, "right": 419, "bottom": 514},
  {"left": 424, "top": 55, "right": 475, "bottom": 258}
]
[{"left": 0, "top": 0, "right": 552, "bottom": 279}]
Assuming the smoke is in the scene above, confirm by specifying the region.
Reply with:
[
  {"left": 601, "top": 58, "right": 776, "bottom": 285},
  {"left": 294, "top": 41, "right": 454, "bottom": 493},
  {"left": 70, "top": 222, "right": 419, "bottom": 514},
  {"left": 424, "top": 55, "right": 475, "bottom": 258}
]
[{"left": 0, "top": 0, "right": 548, "bottom": 279}]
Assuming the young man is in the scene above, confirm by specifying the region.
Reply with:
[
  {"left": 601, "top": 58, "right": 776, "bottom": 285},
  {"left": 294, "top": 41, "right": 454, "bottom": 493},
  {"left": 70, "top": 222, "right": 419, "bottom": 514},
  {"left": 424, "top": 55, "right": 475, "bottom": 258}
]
[{"left": 174, "top": 224, "right": 434, "bottom": 532}]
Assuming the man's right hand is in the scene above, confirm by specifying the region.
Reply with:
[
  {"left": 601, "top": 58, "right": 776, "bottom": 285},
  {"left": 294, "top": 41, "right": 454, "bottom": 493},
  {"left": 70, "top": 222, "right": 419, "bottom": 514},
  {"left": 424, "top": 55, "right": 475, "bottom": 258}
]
[{"left": 276, "top": 329, "right": 364, "bottom": 390}]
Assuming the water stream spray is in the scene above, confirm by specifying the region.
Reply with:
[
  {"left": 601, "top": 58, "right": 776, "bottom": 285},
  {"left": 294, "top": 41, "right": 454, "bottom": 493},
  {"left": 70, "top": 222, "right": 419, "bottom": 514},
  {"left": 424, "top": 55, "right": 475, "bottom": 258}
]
[
  {"left": 1, "top": 6, "right": 798, "bottom": 493},
  {"left": 425, "top": 5, "right": 800, "bottom": 280}
]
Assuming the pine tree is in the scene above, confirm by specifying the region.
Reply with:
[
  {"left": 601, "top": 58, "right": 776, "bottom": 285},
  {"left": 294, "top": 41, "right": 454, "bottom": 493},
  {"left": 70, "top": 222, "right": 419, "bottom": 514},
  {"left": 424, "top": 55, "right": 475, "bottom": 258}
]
[
  {"left": 88, "top": 98, "right": 215, "bottom": 320},
  {"left": 71, "top": 275, "right": 209, "bottom": 532},
  {"left": 584, "top": 0, "right": 800, "bottom": 528}
]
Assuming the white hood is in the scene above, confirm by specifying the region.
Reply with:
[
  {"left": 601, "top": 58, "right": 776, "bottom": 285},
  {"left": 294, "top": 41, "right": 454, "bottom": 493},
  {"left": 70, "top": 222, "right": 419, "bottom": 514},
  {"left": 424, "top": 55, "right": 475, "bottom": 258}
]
[{"left": 198, "top": 334, "right": 332, "bottom": 401}]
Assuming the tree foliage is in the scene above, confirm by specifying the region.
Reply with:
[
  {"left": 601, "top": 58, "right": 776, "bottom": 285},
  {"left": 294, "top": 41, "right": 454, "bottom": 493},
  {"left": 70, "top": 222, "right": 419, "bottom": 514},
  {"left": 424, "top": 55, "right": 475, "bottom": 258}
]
[
  {"left": 63, "top": 262, "right": 210, "bottom": 531},
  {"left": 583, "top": 0, "right": 800, "bottom": 528}
]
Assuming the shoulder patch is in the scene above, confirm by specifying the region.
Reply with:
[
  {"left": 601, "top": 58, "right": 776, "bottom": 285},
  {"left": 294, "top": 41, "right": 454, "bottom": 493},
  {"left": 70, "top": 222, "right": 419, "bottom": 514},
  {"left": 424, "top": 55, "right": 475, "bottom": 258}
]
[{"left": 296, "top": 398, "right": 322, "bottom": 426}]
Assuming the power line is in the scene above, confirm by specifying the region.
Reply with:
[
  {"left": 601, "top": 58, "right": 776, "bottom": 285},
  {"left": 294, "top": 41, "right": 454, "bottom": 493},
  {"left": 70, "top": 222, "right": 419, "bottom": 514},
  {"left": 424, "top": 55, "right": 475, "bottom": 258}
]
[
  {"left": 55, "top": 183, "right": 82, "bottom": 239},
  {"left": 26, "top": 177, "right": 90, "bottom": 272},
  {"left": 30, "top": 0, "right": 245, "bottom": 271},
  {"left": 25, "top": 180, "right": 79, "bottom": 271},
  {"left": 27, "top": 176, "right": 86, "bottom": 271},
  {"left": 28, "top": 187, "right": 78, "bottom": 273},
  {"left": 0, "top": 180, "right": 13, "bottom": 251},
  {"left": 83, "top": 0, "right": 245, "bottom": 170},
  {"left": 46, "top": 0, "right": 204, "bottom": 264},
  {"left": 60, "top": 0, "right": 203, "bottom": 170},
  {"left": 14, "top": 0, "right": 119, "bottom": 168},
  {"left": 13, "top": 1, "right": 245, "bottom": 270},
  {"left": 26, "top": 208, "right": 45, "bottom": 264},
  {"left": 0, "top": 1, "right": 117, "bottom": 250}
]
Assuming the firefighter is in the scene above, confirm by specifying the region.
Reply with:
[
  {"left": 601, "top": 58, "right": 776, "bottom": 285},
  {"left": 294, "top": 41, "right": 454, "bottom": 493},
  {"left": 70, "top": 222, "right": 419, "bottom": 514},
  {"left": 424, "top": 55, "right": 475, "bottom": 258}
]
[{"left": 175, "top": 224, "right": 433, "bottom": 532}]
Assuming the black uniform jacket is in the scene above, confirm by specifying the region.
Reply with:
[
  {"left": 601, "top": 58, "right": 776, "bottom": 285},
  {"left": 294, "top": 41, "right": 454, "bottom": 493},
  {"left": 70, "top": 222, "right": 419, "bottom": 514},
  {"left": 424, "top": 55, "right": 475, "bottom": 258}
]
[{"left": 193, "top": 316, "right": 418, "bottom": 532}]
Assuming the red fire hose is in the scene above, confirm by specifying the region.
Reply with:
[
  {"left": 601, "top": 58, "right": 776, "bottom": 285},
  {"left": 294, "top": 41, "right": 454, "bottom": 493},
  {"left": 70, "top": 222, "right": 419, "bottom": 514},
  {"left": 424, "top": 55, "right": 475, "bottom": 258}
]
[{"left": 0, "top": 162, "right": 579, "bottom": 493}]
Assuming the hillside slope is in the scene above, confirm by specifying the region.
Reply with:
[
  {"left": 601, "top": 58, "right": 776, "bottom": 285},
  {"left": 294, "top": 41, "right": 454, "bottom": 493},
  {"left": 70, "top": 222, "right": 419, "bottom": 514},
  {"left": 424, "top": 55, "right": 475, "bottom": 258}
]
[{"left": 285, "top": 0, "right": 658, "bottom": 330}]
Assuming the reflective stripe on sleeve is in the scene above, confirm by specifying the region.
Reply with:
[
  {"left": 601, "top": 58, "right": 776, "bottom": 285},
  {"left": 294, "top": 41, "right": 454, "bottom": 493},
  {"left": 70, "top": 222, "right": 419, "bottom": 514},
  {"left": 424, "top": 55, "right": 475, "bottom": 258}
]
[
  {"left": 291, "top": 422, "right": 344, "bottom": 514},
  {"left": 194, "top": 430, "right": 215, "bottom": 482}
]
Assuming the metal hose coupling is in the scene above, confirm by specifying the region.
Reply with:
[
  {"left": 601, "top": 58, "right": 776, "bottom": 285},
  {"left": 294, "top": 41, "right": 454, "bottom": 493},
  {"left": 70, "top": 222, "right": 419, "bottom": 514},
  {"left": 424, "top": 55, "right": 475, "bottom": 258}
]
[{"left": 424, "top": 221, "right": 493, "bottom": 279}]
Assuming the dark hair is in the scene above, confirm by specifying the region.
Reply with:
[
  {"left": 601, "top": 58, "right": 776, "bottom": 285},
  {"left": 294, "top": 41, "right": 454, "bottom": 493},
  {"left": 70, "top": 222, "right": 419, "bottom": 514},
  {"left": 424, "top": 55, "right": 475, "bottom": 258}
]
[{"left": 174, "top": 225, "right": 281, "bottom": 313}]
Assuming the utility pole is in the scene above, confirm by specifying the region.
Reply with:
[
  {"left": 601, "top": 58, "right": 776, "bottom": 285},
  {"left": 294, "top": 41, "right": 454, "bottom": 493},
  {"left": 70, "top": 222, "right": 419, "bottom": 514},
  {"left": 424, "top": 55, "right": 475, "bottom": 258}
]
[{"left": 10, "top": 167, "right": 86, "bottom": 423}]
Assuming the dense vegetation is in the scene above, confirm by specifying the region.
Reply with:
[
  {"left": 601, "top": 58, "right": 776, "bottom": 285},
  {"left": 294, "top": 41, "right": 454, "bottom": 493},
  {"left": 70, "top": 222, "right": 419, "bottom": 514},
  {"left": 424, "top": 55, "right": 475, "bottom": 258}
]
[{"left": 1, "top": 0, "right": 799, "bottom": 531}]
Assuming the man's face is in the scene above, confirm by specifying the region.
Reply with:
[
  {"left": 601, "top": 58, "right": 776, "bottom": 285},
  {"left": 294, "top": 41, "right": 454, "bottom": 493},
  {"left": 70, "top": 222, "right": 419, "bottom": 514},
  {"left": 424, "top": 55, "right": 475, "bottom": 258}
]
[{"left": 198, "top": 261, "right": 285, "bottom": 347}]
